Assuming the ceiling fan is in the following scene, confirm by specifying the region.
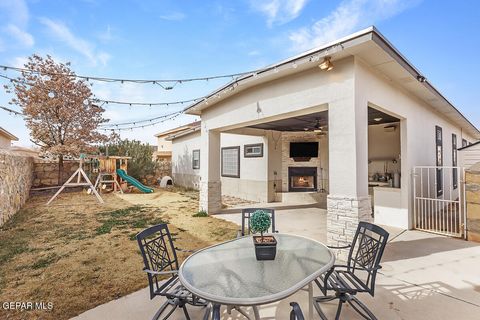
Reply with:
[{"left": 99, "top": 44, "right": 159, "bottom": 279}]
[{"left": 313, "top": 118, "right": 327, "bottom": 135}]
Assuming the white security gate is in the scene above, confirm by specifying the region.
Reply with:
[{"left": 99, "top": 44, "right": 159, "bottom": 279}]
[{"left": 413, "top": 166, "right": 466, "bottom": 238}]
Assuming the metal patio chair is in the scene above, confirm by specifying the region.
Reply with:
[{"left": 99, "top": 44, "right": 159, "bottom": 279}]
[
  {"left": 239, "top": 208, "right": 278, "bottom": 237},
  {"left": 314, "top": 222, "right": 389, "bottom": 320},
  {"left": 136, "top": 223, "right": 206, "bottom": 320}
]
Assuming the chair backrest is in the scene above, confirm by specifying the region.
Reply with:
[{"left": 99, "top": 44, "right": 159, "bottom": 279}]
[
  {"left": 241, "top": 208, "right": 276, "bottom": 236},
  {"left": 347, "top": 221, "right": 389, "bottom": 295},
  {"left": 136, "top": 223, "right": 179, "bottom": 299}
]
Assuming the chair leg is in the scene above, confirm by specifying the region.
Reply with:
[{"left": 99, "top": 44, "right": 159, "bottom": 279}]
[
  {"left": 346, "top": 295, "right": 378, "bottom": 320},
  {"left": 313, "top": 298, "right": 329, "bottom": 320},
  {"left": 158, "top": 303, "right": 177, "bottom": 320},
  {"left": 182, "top": 305, "right": 191, "bottom": 320},
  {"left": 151, "top": 301, "right": 172, "bottom": 320},
  {"left": 334, "top": 300, "right": 343, "bottom": 320}
]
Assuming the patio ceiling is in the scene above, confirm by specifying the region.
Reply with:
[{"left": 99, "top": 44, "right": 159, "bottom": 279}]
[
  {"left": 247, "top": 108, "right": 398, "bottom": 132},
  {"left": 248, "top": 111, "right": 328, "bottom": 132}
]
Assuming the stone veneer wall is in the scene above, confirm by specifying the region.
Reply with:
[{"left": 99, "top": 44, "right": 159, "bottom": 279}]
[
  {"left": 0, "top": 149, "right": 34, "bottom": 226},
  {"left": 466, "top": 163, "right": 480, "bottom": 242},
  {"left": 32, "top": 159, "right": 79, "bottom": 188},
  {"left": 327, "top": 195, "right": 372, "bottom": 260},
  {"left": 281, "top": 132, "right": 329, "bottom": 192}
]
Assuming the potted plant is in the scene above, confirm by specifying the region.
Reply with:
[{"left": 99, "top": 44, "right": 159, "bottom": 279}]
[{"left": 250, "top": 210, "right": 277, "bottom": 260}]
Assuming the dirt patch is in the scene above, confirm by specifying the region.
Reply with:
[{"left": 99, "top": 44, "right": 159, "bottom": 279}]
[{"left": 0, "top": 188, "right": 238, "bottom": 320}]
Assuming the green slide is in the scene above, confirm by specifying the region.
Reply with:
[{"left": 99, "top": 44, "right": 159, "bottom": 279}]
[{"left": 116, "top": 169, "right": 154, "bottom": 193}]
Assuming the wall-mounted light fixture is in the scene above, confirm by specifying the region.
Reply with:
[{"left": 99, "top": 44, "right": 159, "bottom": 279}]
[{"left": 318, "top": 57, "right": 333, "bottom": 71}]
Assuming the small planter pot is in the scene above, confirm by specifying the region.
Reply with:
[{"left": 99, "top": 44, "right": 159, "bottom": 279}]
[{"left": 253, "top": 235, "right": 277, "bottom": 260}]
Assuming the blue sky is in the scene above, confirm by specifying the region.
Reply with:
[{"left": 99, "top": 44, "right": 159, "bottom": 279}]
[{"left": 1, "top": 0, "right": 479, "bottom": 147}]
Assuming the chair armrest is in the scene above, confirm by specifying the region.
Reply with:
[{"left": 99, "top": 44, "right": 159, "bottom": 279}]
[
  {"left": 327, "top": 244, "right": 351, "bottom": 250},
  {"left": 289, "top": 302, "right": 305, "bottom": 320},
  {"left": 143, "top": 268, "right": 178, "bottom": 275}
]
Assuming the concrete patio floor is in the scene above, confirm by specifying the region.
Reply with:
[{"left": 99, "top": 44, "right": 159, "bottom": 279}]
[{"left": 73, "top": 206, "right": 480, "bottom": 319}]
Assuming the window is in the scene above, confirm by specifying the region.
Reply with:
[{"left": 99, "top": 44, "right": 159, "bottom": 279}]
[
  {"left": 452, "top": 134, "right": 457, "bottom": 189},
  {"left": 244, "top": 143, "right": 263, "bottom": 158},
  {"left": 462, "top": 139, "right": 468, "bottom": 147},
  {"left": 435, "top": 126, "right": 443, "bottom": 197},
  {"left": 221, "top": 146, "right": 240, "bottom": 178},
  {"left": 192, "top": 149, "right": 200, "bottom": 169}
]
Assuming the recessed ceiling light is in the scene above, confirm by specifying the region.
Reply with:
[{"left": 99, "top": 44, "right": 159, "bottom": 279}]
[{"left": 374, "top": 117, "right": 382, "bottom": 122}]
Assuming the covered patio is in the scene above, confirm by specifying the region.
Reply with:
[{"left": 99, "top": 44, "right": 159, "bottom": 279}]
[{"left": 73, "top": 207, "right": 480, "bottom": 319}]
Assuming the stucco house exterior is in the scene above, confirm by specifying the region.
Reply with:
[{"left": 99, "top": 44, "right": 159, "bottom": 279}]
[
  {"left": 0, "top": 127, "right": 18, "bottom": 149},
  {"left": 459, "top": 141, "right": 480, "bottom": 169},
  {"left": 170, "top": 27, "right": 479, "bottom": 248},
  {"left": 154, "top": 121, "right": 200, "bottom": 161}
]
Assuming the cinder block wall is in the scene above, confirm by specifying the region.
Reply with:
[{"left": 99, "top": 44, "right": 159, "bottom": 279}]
[
  {"left": 0, "top": 149, "right": 34, "bottom": 226},
  {"left": 466, "top": 162, "right": 480, "bottom": 242}
]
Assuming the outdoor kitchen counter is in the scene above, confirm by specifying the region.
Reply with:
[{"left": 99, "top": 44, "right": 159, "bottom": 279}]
[{"left": 373, "top": 186, "right": 406, "bottom": 229}]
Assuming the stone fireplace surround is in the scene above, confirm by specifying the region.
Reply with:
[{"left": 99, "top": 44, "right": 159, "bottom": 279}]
[
  {"left": 281, "top": 132, "right": 327, "bottom": 193},
  {"left": 288, "top": 167, "right": 318, "bottom": 192}
]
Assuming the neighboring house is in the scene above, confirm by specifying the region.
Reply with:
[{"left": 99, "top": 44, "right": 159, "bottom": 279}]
[
  {"left": 153, "top": 121, "right": 200, "bottom": 161},
  {"left": 459, "top": 141, "right": 480, "bottom": 169},
  {"left": 0, "top": 127, "right": 18, "bottom": 148},
  {"left": 174, "top": 26, "right": 479, "bottom": 246}
]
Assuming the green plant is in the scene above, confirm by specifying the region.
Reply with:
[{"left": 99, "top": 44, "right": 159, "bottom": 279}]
[
  {"left": 250, "top": 210, "right": 271, "bottom": 240},
  {"left": 192, "top": 210, "right": 208, "bottom": 217}
]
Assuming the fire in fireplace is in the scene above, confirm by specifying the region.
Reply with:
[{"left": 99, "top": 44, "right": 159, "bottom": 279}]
[{"left": 288, "top": 167, "right": 317, "bottom": 192}]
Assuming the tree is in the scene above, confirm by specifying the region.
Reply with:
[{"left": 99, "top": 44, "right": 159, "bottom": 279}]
[
  {"left": 4, "top": 55, "right": 108, "bottom": 183},
  {"left": 99, "top": 139, "right": 157, "bottom": 179}
]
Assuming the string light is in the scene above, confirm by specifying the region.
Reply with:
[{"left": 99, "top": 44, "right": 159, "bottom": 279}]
[
  {"left": 99, "top": 110, "right": 183, "bottom": 128},
  {"left": 0, "top": 64, "right": 264, "bottom": 88}
]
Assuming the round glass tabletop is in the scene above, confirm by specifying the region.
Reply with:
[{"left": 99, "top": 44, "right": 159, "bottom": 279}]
[{"left": 178, "top": 234, "right": 334, "bottom": 306}]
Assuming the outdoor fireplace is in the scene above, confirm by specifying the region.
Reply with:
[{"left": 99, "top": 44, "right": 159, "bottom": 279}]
[{"left": 288, "top": 167, "right": 317, "bottom": 192}]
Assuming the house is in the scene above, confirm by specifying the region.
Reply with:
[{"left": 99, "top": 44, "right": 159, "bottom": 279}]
[
  {"left": 459, "top": 141, "right": 480, "bottom": 169},
  {"left": 172, "top": 26, "right": 479, "bottom": 247},
  {"left": 0, "top": 127, "right": 18, "bottom": 148},
  {"left": 153, "top": 121, "right": 200, "bottom": 161}
]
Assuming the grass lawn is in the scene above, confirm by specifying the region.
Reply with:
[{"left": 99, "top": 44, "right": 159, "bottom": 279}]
[{"left": 0, "top": 188, "right": 238, "bottom": 320}]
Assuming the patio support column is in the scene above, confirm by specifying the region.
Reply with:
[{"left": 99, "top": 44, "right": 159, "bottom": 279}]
[
  {"left": 199, "top": 127, "right": 221, "bottom": 214},
  {"left": 327, "top": 97, "right": 372, "bottom": 259}
]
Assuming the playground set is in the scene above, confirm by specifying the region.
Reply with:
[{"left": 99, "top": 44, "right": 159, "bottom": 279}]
[{"left": 47, "top": 154, "right": 154, "bottom": 205}]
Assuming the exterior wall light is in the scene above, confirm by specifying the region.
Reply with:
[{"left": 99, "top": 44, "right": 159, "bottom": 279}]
[{"left": 319, "top": 57, "right": 334, "bottom": 71}]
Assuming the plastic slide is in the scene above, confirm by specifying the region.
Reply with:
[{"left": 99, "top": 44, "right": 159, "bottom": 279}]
[{"left": 116, "top": 169, "right": 154, "bottom": 193}]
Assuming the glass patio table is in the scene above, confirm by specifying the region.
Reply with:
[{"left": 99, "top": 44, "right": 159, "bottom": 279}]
[{"left": 178, "top": 233, "right": 335, "bottom": 320}]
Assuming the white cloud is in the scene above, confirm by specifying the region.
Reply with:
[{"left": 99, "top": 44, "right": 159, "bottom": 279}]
[
  {"left": 39, "top": 17, "right": 110, "bottom": 66},
  {"left": 0, "top": 0, "right": 29, "bottom": 28},
  {"left": 248, "top": 50, "right": 261, "bottom": 56},
  {"left": 160, "top": 12, "right": 186, "bottom": 21},
  {"left": 9, "top": 56, "right": 29, "bottom": 68},
  {"left": 5, "top": 24, "right": 34, "bottom": 47},
  {"left": 289, "top": 0, "right": 420, "bottom": 51},
  {"left": 250, "top": 0, "right": 309, "bottom": 26}
]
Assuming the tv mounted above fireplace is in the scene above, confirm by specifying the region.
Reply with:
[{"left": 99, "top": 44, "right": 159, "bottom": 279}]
[{"left": 289, "top": 142, "right": 318, "bottom": 158}]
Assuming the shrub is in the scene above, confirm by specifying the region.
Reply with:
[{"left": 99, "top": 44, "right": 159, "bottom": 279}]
[
  {"left": 192, "top": 210, "right": 208, "bottom": 217},
  {"left": 99, "top": 139, "right": 156, "bottom": 179}
]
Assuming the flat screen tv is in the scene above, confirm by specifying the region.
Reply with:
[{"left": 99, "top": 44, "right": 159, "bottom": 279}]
[{"left": 289, "top": 142, "right": 318, "bottom": 158}]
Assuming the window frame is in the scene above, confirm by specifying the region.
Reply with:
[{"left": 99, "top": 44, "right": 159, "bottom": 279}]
[
  {"left": 192, "top": 149, "right": 200, "bottom": 169},
  {"left": 244, "top": 143, "right": 264, "bottom": 158},
  {"left": 221, "top": 146, "right": 240, "bottom": 178}
]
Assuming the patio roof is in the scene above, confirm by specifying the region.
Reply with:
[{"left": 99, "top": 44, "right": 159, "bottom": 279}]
[{"left": 184, "top": 26, "right": 480, "bottom": 140}]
